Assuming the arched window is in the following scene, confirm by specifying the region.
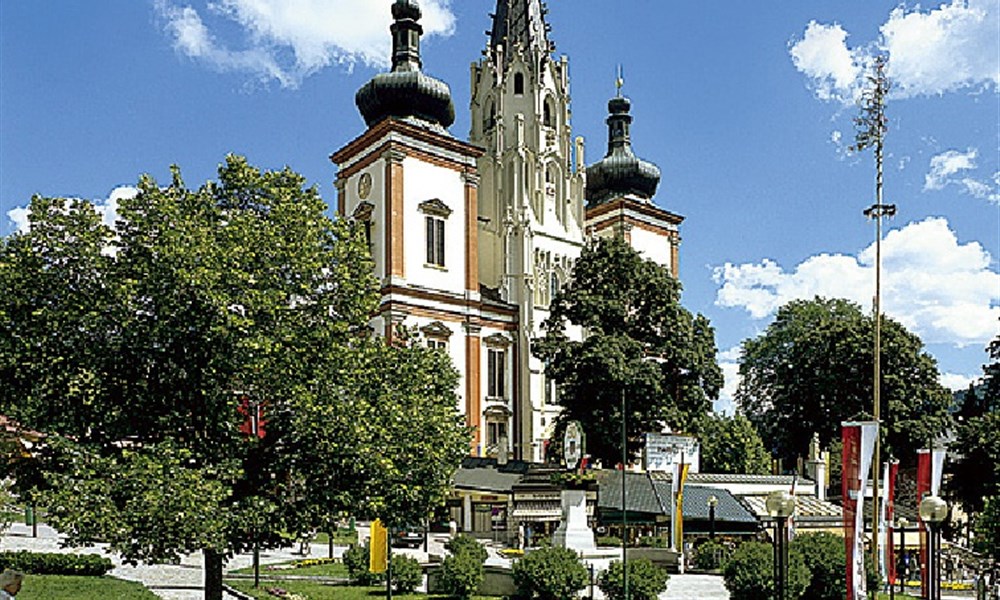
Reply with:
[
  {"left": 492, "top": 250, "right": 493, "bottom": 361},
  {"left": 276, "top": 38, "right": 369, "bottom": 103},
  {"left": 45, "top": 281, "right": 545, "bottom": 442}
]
[
  {"left": 543, "top": 100, "right": 552, "bottom": 127},
  {"left": 513, "top": 72, "right": 524, "bottom": 95},
  {"left": 485, "top": 99, "right": 496, "bottom": 131},
  {"left": 550, "top": 272, "right": 560, "bottom": 300}
]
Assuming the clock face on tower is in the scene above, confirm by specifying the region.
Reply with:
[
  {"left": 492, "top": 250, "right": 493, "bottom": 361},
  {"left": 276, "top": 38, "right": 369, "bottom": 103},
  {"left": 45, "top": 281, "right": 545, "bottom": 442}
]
[{"left": 358, "top": 172, "right": 373, "bottom": 199}]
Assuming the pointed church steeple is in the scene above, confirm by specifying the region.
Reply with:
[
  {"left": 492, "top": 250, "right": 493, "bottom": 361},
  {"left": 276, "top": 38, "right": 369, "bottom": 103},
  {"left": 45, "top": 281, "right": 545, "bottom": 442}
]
[
  {"left": 355, "top": 0, "right": 455, "bottom": 130},
  {"left": 489, "top": 0, "right": 552, "bottom": 55}
]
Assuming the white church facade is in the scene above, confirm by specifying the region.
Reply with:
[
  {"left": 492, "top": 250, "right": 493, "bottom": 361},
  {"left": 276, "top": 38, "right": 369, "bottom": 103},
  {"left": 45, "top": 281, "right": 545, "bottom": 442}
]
[{"left": 332, "top": 0, "right": 683, "bottom": 462}]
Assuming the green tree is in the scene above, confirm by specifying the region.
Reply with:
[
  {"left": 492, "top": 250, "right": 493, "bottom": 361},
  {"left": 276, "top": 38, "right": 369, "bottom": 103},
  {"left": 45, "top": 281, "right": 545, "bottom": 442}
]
[
  {"left": 694, "top": 413, "right": 770, "bottom": 475},
  {"left": 512, "top": 546, "right": 589, "bottom": 600},
  {"left": 722, "top": 540, "right": 809, "bottom": 600},
  {"left": 949, "top": 334, "right": 1000, "bottom": 515},
  {"left": 0, "top": 156, "right": 469, "bottom": 600},
  {"left": 973, "top": 496, "right": 1000, "bottom": 562},
  {"left": 736, "top": 297, "right": 952, "bottom": 467},
  {"left": 598, "top": 559, "right": 669, "bottom": 600},
  {"left": 790, "top": 532, "right": 846, "bottom": 600},
  {"left": 534, "top": 236, "right": 722, "bottom": 466}
]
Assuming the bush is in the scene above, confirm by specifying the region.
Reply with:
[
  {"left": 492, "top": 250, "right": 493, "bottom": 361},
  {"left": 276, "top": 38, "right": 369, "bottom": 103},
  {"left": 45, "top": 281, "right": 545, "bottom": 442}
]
[
  {"left": 789, "top": 532, "right": 847, "bottom": 600},
  {"left": 445, "top": 533, "right": 488, "bottom": 564},
  {"left": 440, "top": 551, "right": 484, "bottom": 599},
  {"left": 0, "top": 550, "right": 113, "bottom": 576},
  {"left": 721, "top": 541, "right": 808, "bottom": 600},
  {"left": 598, "top": 558, "right": 669, "bottom": 600},
  {"left": 391, "top": 554, "right": 423, "bottom": 594},
  {"left": 694, "top": 539, "right": 728, "bottom": 571},
  {"left": 342, "top": 544, "right": 382, "bottom": 586},
  {"left": 512, "top": 546, "right": 588, "bottom": 599}
]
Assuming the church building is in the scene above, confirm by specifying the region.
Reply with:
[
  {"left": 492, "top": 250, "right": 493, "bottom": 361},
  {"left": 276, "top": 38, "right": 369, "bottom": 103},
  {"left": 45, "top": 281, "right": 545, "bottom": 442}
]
[{"left": 331, "top": 0, "right": 683, "bottom": 463}]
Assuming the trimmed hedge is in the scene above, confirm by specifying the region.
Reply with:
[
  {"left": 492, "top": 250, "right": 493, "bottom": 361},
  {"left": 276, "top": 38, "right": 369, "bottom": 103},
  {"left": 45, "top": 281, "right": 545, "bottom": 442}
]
[
  {"left": 721, "top": 541, "right": 809, "bottom": 600},
  {"left": 445, "top": 534, "right": 488, "bottom": 564},
  {"left": 598, "top": 558, "right": 669, "bottom": 600},
  {"left": 512, "top": 546, "right": 588, "bottom": 599},
  {"left": 0, "top": 550, "right": 113, "bottom": 576},
  {"left": 342, "top": 544, "right": 382, "bottom": 586},
  {"left": 391, "top": 554, "right": 423, "bottom": 594},
  {"left": 694, "top": 539, "right": 729, "bottom": 571},
  {"left": 439, "top": 551, "right": 484, "bottom": 599}
]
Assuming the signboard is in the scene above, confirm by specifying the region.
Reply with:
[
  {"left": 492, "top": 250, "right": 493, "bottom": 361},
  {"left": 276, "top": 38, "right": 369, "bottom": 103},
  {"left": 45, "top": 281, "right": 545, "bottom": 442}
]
[
  {"left": 564, "top": 421, "right": 584, "bottom": 470},
  {"left": 643, "top": 433, "right": 700, "bottom": 473}
]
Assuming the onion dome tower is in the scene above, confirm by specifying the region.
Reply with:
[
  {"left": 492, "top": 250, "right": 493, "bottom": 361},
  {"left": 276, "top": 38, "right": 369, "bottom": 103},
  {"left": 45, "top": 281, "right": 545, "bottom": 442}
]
[
  {"left": 585, "top": 93, "right": 661, "bottom": 206},
  {"left": 355, "top": 0, "right": 455, "bottom": 130}
]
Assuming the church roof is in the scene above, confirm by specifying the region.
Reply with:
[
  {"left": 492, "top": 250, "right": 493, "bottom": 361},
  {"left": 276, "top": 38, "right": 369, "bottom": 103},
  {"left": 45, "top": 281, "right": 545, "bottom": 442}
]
[
  {"left": 355, "top": 0, "right": 455, "bottom": 130},
  {"left": 585, "top": 94, "right": 661, "bottom": 207},
  {"left": 489, "top": 0, "right": 551, "bottom": 55}
]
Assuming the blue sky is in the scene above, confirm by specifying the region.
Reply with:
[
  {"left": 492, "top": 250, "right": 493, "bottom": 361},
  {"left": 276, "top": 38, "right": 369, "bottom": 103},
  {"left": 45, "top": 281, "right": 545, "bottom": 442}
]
[{"left": 2, "top": 1, "right": 998, "bottom": 410}]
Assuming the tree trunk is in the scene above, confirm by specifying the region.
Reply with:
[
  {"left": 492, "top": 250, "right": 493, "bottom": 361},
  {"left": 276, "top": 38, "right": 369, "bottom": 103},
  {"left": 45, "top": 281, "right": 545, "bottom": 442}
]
[{"left": 204, "top": 548, "right": 224, "bottom": 600}]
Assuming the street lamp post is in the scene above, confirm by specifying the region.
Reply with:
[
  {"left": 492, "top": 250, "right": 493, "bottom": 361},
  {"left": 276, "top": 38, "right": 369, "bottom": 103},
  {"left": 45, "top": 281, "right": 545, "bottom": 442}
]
[
  {"left": 920, "top": 496, "right": 948, "bottom": 600},
  {"left": 767, "top": 491, "right": 797, "bottom": 600},
  {"left": 707, "top": 495, "right": 718, "bottom": 540}
]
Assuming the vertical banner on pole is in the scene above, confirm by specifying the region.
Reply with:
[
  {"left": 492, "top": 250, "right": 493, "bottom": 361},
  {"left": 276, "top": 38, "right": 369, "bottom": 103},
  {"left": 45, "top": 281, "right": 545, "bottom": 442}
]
[
  {"left": 673, "top": 462, "right": 690, "bottom": 553},
  {"left": 370, "top": 519, "right": 388, "bottom": 574},
  {"left": 885, "top": 460, "right": 899, "bottom": 587},
  {"left": 917, "top": 448, "right": 946, "bottom": 599},
  {"left": 843, "top": 421, "right": 879, "bottom": 600}
]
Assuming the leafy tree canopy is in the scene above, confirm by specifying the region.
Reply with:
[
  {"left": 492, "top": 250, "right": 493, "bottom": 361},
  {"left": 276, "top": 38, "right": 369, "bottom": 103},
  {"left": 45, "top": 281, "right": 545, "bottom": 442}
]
[
  {"left": 949, "top": 333, "right": 1000, "bottom": 515},
  {"left": 694, "top": 413, "right": 770, "bottom": 475},
  {"left": 736, "top": 297, "right": 952, "bottom": 467},
  {"left": 533, "top": 236, "right": 722, "bottom": 466},
  {"left": 0, "top": 156, "right": 469, "bottom": 599}
]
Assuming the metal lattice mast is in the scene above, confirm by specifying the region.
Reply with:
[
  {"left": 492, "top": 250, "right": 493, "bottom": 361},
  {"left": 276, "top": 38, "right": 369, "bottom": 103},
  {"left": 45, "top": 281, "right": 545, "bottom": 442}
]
[{"left": 852, "top": 54, "right": 894, "bottom": 571}]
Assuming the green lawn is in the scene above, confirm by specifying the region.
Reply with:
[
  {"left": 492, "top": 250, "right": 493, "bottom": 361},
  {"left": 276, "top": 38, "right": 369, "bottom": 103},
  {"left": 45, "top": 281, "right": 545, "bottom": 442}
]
[
  {"left": 226, "top": 579, "right": 503, "bottom": 599},
  {"left": 17, "top": 574, "right": 159, "bottom": 600},
  {"left": 313, "top": 527, "right": 359, "bottom": 546},
  {"left": 876, "top": 593, "right": 920, "bottom": 600},
  {"left": 229, "top": 560, "right": 349, "bottom": 577}
]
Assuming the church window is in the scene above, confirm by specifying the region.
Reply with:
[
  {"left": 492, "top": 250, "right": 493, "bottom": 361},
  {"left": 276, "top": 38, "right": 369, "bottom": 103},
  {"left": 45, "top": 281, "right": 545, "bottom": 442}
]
[
  {"left": 425, "top": 216, "right": 445, "bottom": 267},
  {"left": 487, "top": 348, "right": 506, "bottom": 398},
  {"left": 418, "top": 199, "right": 451, "bottom": 268},
  {"left": 427, "top": 338, "right": 447, "bottom": 352},
  {"left": 543, "top": 98, "right": 554, "bottom": 127},
  {"left": 513, "top": 72, "right": 524, "bottom": 95},
  {"left": 487, "top": 420, "right": 507, "bottom": 446},
  {"left": 550, "top": 271, "right": 560, "bottom": 301}
]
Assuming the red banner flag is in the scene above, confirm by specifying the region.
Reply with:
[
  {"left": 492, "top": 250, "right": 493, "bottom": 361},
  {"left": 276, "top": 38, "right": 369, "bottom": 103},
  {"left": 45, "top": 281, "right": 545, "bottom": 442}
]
[{"left": 843, "top": 421, "right": 878, "bottom": 600}]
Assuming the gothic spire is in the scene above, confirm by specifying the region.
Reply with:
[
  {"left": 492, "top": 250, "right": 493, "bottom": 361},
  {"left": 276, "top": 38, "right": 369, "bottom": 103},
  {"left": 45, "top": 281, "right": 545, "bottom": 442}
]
[{"left": 489, "top": 0, "right": 551, "bottom": 54}]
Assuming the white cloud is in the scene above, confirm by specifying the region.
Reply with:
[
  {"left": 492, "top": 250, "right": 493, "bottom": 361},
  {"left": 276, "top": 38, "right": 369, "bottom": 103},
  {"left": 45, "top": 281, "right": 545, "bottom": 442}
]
[
  {"left": 925, "top": 148, "right": 978, "bottom": 190},
  {"left": 791, "top": 0, "right": 1000, "bottom": 102},
  {"left": 789, "top": 22, "right": 866, "bottom": 103},
  {"left": 882, "top": 0, "right": 1000, "bottom": 98},
  {"left": 713, "top": 217, "right": 1000, "bottom": 347},
  {"left": 940, "top": 371, "right": 977, "bottom": 391},
  {"left": 714, "top": 346, "right": 741, "bottom": 416},
  {"left": 155, "top": 0, "right": 456, "bottom": 88},
  {"left": 5, "top": 186, "right": 137, "bottom": 235},
  {"left": 924, "top": 149, "right": 1000, "bottom": 202}
]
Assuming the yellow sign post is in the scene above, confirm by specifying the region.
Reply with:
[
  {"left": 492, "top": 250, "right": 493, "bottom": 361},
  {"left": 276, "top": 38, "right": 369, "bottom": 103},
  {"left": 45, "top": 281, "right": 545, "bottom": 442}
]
[{"left": 370, "top": 519, "right": 388, "bottom": 574}]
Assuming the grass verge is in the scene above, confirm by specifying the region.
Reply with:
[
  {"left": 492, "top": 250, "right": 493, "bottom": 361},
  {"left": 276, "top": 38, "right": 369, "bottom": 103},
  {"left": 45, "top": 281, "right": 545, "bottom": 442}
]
[
  {"left": 226, "top": 579, "right": 503, "bottom": 599},
  {"left": 17, "top": 574, "right": 159, "bottom": 600}
]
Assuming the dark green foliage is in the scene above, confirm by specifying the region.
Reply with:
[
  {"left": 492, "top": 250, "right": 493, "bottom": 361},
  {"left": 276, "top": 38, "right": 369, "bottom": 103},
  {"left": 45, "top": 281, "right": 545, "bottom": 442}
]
[
  {"left": 439, "top": 550, "right": 484, "bottom": 599},
  {"left": 721, "top": 541, "right": 808, "bottom": 600},
  {"left": 511, "top": 546, "right": 588, "bottom": 599},
  {"left": 694, "top": 539, "right": 728, "bottom": 570},
  {"left": 973, "top": 496, "right": 1000, "bottom": 561},
  {"left": 737, "top": 297, "right": 952, "bottom": 467},
  {"left": 0, "top": 551, "right": 113, "bottom": 576},
  {"left": 694, "top": 413, "right": 770, "bottom": 475},
  {"left": 790, "top": 532, "right": 845, "bottom": 600},
  {"left": 0, "top": 157, "right": 470, "bottom": 600},
  {"left": 597, "top": 558, "right": 669, "bottom": 600},
  {"left": 390, "top": 554, "right": 423, "bottom": 594},
  {"left": 343, "top": 544, "right": 382, "bottom": 586},
  {"left": 445, "top": 534, "right": 488, "bottom": 564},
  {"left": 949, "top": 335, "right": 1000, "bottom": 515},
  {"left": 534, "top": 236, "right": 722, "bottom": 466}
]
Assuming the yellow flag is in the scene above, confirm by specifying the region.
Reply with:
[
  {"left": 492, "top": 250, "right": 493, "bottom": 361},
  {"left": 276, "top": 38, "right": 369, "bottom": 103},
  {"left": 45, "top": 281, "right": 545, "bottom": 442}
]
[
  {"left": 674, "top": 463, "right": 690, "bottom": 551},
  {"left": 369, "top": 519, "right": 388, "bottom": 573}
]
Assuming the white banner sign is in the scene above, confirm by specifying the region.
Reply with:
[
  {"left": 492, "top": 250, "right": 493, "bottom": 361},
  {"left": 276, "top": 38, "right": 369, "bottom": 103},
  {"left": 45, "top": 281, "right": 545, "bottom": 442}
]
[{"left": 643, "top": 434, "right": 700, "bottom": 473}]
